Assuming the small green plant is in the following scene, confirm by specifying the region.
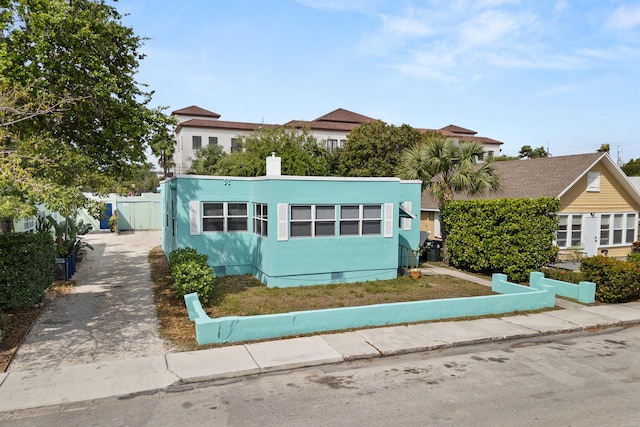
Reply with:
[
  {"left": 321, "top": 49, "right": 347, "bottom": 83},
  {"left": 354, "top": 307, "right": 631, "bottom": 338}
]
[
  {"left": 168, "top": 247, "right": 208, "bottom": 268},
  {"left": 169, "top": 247, "right": 216, "bottom": 304}
]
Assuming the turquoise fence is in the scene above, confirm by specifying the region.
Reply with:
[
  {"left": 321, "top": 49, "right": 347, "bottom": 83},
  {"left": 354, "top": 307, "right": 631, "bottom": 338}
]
[{"left": 184, "top": 271, "right": 596, "bottom": 346}]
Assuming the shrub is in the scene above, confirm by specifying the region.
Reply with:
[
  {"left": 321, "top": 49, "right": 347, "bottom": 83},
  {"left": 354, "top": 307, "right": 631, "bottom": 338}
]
[
  {"left": 539, "top": 267, "right": 584, "bottom": 284},
  {"left": 169, "top": 247, "right": 215, "bottom": 304},
  {"left": 168, "top": 247, "right": 208, "bottom": 268},
  {"left": 627, "top": 252, "right": 640, "bottom": 264},
  {"left": 442, "top": 197, "right": 560, "bottom": 282},
  {"left": 0, "top": 232, "right": 56, "bottom": 309},
  {"left": 580, "top": 256, "right": 640, "bottom": 303},
  {"left": 171, "top": 260, "right": 215, "bottom": 304}
]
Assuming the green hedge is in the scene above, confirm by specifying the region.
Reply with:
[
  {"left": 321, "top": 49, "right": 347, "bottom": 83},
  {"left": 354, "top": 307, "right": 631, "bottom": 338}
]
[
  {"left": 442, "top": 197, "right": 560, "bottom": 282},
  {"left": 0, "top": 232, "right": 55, "bottom": 310},
  {"left": 169, "top": 247, "right": 215, "bottom": 304},
  {"left": 580, "top": 256, "right": 640, "bottom": 303}
]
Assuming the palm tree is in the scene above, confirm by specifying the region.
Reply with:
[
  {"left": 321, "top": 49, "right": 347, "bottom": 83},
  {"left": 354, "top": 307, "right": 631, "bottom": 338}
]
[
  {"left": 398, "top": 137, "right": 501, "bottom": 246},
  {"left": 150, "top": 130, "right": 175, "bottom": 179}
]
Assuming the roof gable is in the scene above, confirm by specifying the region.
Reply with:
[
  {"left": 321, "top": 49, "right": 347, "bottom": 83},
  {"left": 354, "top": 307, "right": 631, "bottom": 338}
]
[
  {"left": 439, "top": 125, "right": 477, "bottom": 135},
  {"left": 420, "top": 152, "right": 640, "bottom": 210},
  {"left": 171, "top": 105, "right": 221, "bottom": 119},
  {"left": 313, "top": 108, "right": 376, "bottom": 124}
]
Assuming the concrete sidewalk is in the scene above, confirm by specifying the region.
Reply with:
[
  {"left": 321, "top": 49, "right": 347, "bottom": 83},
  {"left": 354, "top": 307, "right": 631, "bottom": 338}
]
[{"left": 2, "top": 301, "right": 640, "bottom": 413}]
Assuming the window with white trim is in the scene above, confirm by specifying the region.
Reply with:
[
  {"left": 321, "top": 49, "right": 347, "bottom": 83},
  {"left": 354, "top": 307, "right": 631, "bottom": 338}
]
[
  {"left": 289, "top": 205, "right": 336, "bottom": 238},
  {"left": 557, "top": 214, "right": 583, "bottom": 248},
  {"left": 600, "top": 212, "right": 638, "bottom": 246},
  {"left": 586, "top": 172, "right": 601, "bottom": 192},
  {"left": 340, "top": 204, "right": 381, "bottom": 236},
  {"left": 202, "top": 202, "right": 248, "bottom": 232},
  {"left": 253, "top": 203, "right": 268, "bottom": 237}
]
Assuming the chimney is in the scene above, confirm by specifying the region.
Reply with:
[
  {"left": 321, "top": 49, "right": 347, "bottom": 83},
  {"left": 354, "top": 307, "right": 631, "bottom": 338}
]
[{"left": 266, "top": 152, "right": 281, "bottom": 176}]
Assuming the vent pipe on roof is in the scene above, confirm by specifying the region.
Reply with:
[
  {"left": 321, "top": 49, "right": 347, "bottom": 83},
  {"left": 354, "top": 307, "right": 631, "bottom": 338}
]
[{"left": 266, "top": 153, "right": 281, "bottom": 176}]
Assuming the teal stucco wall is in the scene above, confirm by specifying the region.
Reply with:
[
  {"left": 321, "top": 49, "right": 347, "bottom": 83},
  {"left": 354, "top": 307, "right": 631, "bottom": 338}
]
[{"left": 160, "top": 175, "right": 421, "bottom": 287}]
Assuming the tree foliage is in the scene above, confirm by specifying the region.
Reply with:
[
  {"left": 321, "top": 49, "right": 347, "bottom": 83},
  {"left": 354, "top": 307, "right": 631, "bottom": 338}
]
[
  {"left": 518, "top": 145, "right": 549, "bottom": 158},
  {"left": 621, "top": 158, "right": 640, "bottom": 176},
  {"left": 337, "top": 120, "right": 423, "bottom": 177},
  {"left": 214, "top": 127, "right": 333, "bottom": 177},
  {"left": 150, "top": 127, "right": 176, "bottom": 179},
  {"left": 188, "top": 144, "right": 227, "bottom": 175},
  {"left": 399, "top": 137, "right": 501, "bottom": 209},
  {"left": 0, "top": 0, "right": 170, "bottom": 227}
]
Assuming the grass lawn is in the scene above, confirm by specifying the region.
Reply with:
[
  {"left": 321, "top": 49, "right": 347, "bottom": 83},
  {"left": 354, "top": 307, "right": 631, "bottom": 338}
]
[{"left": 150, "top": 246, "right": 496, "bottom": 351}]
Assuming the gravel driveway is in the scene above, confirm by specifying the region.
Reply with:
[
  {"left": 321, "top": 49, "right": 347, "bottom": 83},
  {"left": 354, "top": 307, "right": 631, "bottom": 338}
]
[{"left": 8, "top": 231, "right": 173, "bottom": 371}]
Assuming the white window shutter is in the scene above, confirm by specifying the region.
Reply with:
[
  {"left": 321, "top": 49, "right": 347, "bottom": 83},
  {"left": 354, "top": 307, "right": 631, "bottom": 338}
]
[
  {"left": 189, "top": 201, "right": 200, "bottom": 235},
  {"left": 384, "top": 203, "right": 394, "bottom": 238},
  {"left": 277, "top": 203, "right": 288, "bottom": 241},
  {"left": 587, "top": 171, "right": 601, "bottom": 192},
  {"left": 403, "top": 201, "right": 412, "bottom": 230}
]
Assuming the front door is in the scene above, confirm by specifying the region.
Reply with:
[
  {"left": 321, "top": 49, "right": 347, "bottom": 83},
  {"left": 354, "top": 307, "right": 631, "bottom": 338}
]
[{"left": 583, "top": 216, "right": 599, "bottom": 257}]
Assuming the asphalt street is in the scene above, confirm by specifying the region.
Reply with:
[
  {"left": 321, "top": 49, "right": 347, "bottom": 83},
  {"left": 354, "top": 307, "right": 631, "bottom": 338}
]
[{"left": 2, "top": 326, "right": 640, "bottom": 426}]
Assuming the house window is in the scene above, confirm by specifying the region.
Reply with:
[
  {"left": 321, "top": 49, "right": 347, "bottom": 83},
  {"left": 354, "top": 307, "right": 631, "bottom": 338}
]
[
  {"left": 208, "top": 136, "right": 218, "bottom": 146},
  {"left": 289, "top": 205, "right": 336, "bottom": 238},
  {"left": 339, "top": 139, "right": 347, "bottom": 148},
  {"left": 600, "top": 215, "right": 610, "bottom": 246},
  {"left": 486, "top": 151, "right": 494, "bottom": 160},
  {"left": 327, "top": 139, "right": 338, "bottom": 153},
  {"left": 253, "top": 203, "right": 268, "bottom": 237},
  {"left": 231, "top": 138, "right": 242, "bottom": 153},
  {"left": 626, "top": 213, "right": 637, "bottom": 243},
  {"left": 557, "top": 214, "right": 582, "bottom": 248},
  {"left": 202, "top": 202, "right": 248, "bottom": 232},
  {"left": 613, "top": 214, "right": 624, "bottom": 244},
  {"left": 339, "top": 204, "right": 381, "bottom": 236},
  {"left": 192, "top": 135, "right": 202, "bottom": 149}
]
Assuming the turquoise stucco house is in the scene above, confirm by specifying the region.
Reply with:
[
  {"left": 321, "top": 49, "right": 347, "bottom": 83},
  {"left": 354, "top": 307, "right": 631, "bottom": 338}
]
[{"left": 160, "top": 157, "right": 421, "bottom": 287}]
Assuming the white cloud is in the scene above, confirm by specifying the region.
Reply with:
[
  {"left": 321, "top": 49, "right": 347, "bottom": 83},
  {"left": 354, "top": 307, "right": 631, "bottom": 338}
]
[
  {"left": 296, "top": 0, "right": 375, "bottom": 12},
  {"left": 606, "top": 5, "right": 640, "bottom": 30},
  {"left": 554, "top": 0, "right": 569, "bottom": 14},
  {"left": 458, "top": 10, "right": 537, "bottom": 48},
  {"left": 533, "top": 84, "right": 579, "bottom": 98}
]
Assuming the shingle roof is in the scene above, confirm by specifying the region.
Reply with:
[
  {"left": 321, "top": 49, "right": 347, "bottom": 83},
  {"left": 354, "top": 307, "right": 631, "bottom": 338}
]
[
  {"left": 171, "top": 105, "right": 221, "bottom": 118},
  {"left": 439, "top": 125, "right": 477, "bottom": 135},
  {"left": 176, "top": 119, "right": 278, "bottom": 132},
  {"left": 313, "top": 108, "right": 376, "bottom": 124},
  {"left": 421, "top": 152, "right": 606, "bottom": 209},
  {"left": 417, "top": 127, "right": 503, "bottom": 146}
]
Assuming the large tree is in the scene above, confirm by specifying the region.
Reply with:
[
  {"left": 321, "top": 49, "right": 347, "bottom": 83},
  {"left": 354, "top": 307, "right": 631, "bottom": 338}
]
[
  {"left": 0, "top": 0, "right": 170, "bottom": 229},
  {"left": 337, "top": 121, "right": 424, "bottom": 177},
  {"left": 150, "top": 128, "right": 176, "bottom": 179},
  {"left": 398, "top": 137, "right": 501, "bottom": 245},
  {"left": 215, "top": 127, "right": 333, "bottom": 177}
]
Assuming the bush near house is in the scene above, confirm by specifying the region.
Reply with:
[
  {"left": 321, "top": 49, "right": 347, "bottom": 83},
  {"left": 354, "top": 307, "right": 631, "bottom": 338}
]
[
  {"left": 442, "top": 197, "right": 559, "bottom": 282},
  {"left": 580, "top": 256, "right": 640, "bottom": 303},
  {"left": 168, "top": 248, "right": 215, "bottom": 304},
  {"left": 539, "top": 267, "right": 584, "bottom": 284},
  {"left": 0, "top": 232, "right": 56, "bottom": 309}
]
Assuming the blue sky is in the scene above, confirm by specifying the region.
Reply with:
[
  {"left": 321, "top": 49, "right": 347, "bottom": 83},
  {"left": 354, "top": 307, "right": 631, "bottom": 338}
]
[{"left": 118, "top": 0, "right": 640, "bottom": 164}]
